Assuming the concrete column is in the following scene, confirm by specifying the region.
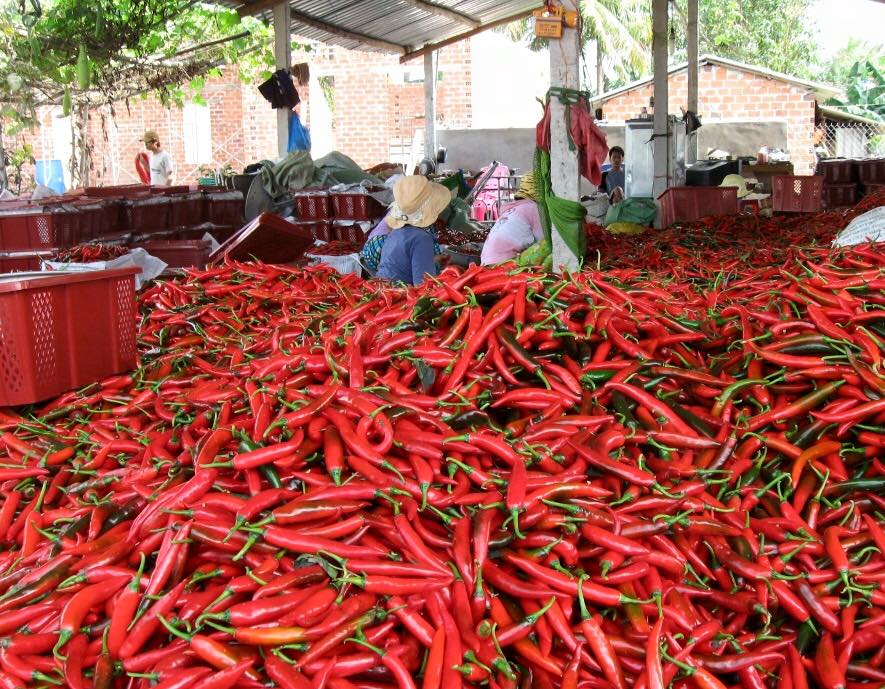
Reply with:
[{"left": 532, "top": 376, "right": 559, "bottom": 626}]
[
  {"left": 273, "top": 1, "right": 291, "bottom": 159},
  {"left": 652, "top": 0, "right": 670, "bottom": 220},
  {"left": 424, "top": 51, "right": 436, "bottom": 163},
  {"left": 686, "top": 0, "right": 699, "bottom": 164},
  {"left": 548, "top": 0, "right": 581, "bottom": 273}
]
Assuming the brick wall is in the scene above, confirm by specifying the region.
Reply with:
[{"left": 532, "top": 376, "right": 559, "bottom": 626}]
[
  {"left": 601, "top": 63, "right": 818, "bottom": 174},
  {"left": 8, "top": 39, "right": 474, "bottom": 189}
]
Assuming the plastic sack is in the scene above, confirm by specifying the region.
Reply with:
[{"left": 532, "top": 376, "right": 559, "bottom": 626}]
[
  {"left": 607, "top": 222, "right": 648, "bottom": 235},
  {"left": 305, "top": 249, "right": 362, "bottom": 276},
  {"left": 287, "top": 111, "right": 311, "bottom": 153},
  {"left": 42, "top": 248, "right": 167, "bottom": 290},
  {"left": 516, "top": 239, "right": 551, "bottom": 268},
  {"left": 604, "top": 198, "right": 657, "bottom": 227},
  {"left": 833, "top": 207, "right": 885, "bottom": 247}
]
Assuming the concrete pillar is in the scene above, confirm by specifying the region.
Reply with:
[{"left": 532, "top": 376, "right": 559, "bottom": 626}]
[
  {"left": 652, "top": 0, "right": 670, "bottom": 220},
  {"left": 424, "top": 51, "right": 436, "bottom": 163},
  {"left": 686, "top": 0, "right": 699, "bottom": 164},
  {"left": 273, "top": 1, "right": 291, "bottom": 159},
  {"left": 548, "top": 0, "right": 581, "bottom": 273}
]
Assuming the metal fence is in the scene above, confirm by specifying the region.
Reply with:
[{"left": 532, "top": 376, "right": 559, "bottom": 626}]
[{"left": 820, "top": 120, "right": 885, "bottom": 159}]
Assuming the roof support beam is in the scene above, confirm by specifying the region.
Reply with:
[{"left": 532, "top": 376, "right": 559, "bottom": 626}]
[
  {"left": 400, "top": 0, "right": 480, "bottom": 28},
  {"left": 652, "top": 0, "right": 670, "bottom": 223},
  {"left": 273, "top": 1, "right": 291, "bottom": 158},
  {"left": 424, "top": 51, "right": 436, "bottom": 164},
  {"left": 238, "top": 1, "right": 408, "bottom": 54},
  {"left": 686, "top": 0, "right": 699, "bottom": 164},
  {"left": 549, "top": 0, "right": 581, "bottom": 274},
  {"left": 400, "top": 6, "right": 538, "bottom": 63}
]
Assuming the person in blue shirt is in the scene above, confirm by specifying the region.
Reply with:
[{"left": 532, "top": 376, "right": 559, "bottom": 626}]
[
  {"left": 603, "top": 146, "right": 625, "bottom": 202},
  {"left": 376, "top": 176, "right": 453, "bottom": 286}
]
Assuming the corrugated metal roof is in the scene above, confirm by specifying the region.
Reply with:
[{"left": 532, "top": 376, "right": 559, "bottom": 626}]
[{"left": 222, "top": 0, "right": 540, "bottom": 54}]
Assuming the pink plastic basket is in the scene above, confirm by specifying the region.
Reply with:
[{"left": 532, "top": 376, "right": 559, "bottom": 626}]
[
  {"left": 770, "top": 176, "right": 824, "bottom": 213},
  {"left": 292, "top": 190, "right": 332, "bottom": 221},
  {"left": 658, "top": 187, "right": 738, "bottom": 227},
  {"left": 0, "top": 267, "right": 139, "bottom": 406}
]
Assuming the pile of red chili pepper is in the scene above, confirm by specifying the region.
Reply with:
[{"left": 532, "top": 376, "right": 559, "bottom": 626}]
[
  {"left": 307, "top": 242, "right": 365, "bottom": 257},
  {"left": 51, "top": 244, "right": 131, "bottom": 263},
  {"left": 0, "top": 192, "right": 883, "bottom": 689}
]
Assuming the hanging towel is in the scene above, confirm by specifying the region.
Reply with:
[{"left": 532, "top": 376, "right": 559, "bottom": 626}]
[{"left": 535, "top": 93, "right": 608, "bottom": 187}]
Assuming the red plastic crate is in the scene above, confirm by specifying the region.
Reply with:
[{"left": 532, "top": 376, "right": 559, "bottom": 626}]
[
  {"left": 210, "top": 214, "right": 313, "bottom": 265},
  {"left": 770, "top": 176, "right": 824, "bottom": 213},
  {"left": 292, "top": 190, "right": 332, "bottom": 221},
  {"left": 124, "top": 195, "right": 171, "bottom": 233},
  {"left": 0, "top": 252, "right": 53, "bottom": 273},
  {"left": 83, "top": 184, "right": 150, "bottom": 199},
  {"left": 657, "top": 186, "right": 738, "bottom": 227},
  {"left": 0, "top": 203, "right": 81, "bottom": 251},
  {"left": 334, "top": 223, "right": 369, "bottom": 244},
  {"left": 815, "top": 159, "right": 857, "bottom": 184},
  {"left": 822, "top": 183, "right": 858, "bottom": 209},
  {"left": 301, "top": 222, "right": 334, "bottom": 242},
  {"left": 68, "top": 199, "right": 104, "bottom": 241},
  {"left": 205, "top": 191, "right": 244, "bottom": 227},
  {"left": 331, "top": 192, "right": 386, "bottom": 221},
  {"left": 167, "top": 193, "right": 206, "bottom": 228},
  {"left": 857, "top": 159, "right": 885, "bottom": 185},
  {"left": 0, "top": 267, "right": 139, "bottom": 406},
  {"left": 862, "top": 183, "right": 885, "bottom": 197},
  {"left": 137, "top": 239, "right": 211, "bottom": 269}
]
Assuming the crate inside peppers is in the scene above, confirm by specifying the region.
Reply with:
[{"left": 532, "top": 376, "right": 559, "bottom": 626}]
[{"left": 0, "top": 191, "right": 883, "bottom": 689}]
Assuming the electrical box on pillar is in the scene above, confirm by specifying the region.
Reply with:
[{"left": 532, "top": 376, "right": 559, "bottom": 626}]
[{"left": 533, "top": 3, "right": 578, "bottom": 39}]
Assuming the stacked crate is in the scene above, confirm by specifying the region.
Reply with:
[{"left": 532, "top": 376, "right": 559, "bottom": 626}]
[
  {"left": 857, "top": 159, "right": 885, "bottom": 198},
  {"left": 815, "top": 159, "right": 858, "bottom": 209}
]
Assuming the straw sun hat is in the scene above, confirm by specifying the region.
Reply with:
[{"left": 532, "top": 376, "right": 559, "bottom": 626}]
[{"left": 387, "top": 175, "right": 453, "bottom": 230}]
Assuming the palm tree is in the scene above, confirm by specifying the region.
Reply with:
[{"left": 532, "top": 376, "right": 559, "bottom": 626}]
[{"left": 503, "top": 0, "right": 651, "bottom": 95}]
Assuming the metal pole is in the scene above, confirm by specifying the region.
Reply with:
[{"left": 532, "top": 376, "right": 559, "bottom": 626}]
[
  {"left": 548, "top": 0, "right": 581, "bottom": 274},
  {"left": 652, "top": 0, "right": 670, "bottom": 223},
  {"left": 273, "top": 1, "right": 291, "bottom": 159},
  {"left": 424, "top": 51, "right": 436, "bottom": 163},
  {"left": 686, "top": 0, "right": 699, "bottom": 164}
]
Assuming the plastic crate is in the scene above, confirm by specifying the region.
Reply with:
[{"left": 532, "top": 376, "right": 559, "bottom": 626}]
[
  {"left": 83, "top": 184, "right": 150, "bottom": 198},
  {"left": 331, "top": 192, "right": 386, "bottom": 221},
  {"left": 815, "top": 159, "right": 857, "bottom": 184},
  {"left": 210, "top": 213, "right": 313, "bottom": 265},
  {"left": 0, "top": 267, "right": 139, "bottom": 406},
  {"left": 0, "top": 251, "right": 53, "bottom": 273},
  {"left": 0, "top": 203, "right": 81, "bottom": 251},
  {"left": 770, "top": 176, "right": 824, "bottom": 213},
  {"left": 69, "top": 199, "right": 104, "bottom": 241},
  {"left": 205, "top": 191, "right": 244, "bottom": 227},
  {"left": 298, "top": 221, "right": 333, "bottom": 242},
  {"left": 292, "top": 189, "right": 332, "bottom": 221},
  {"left": 167, "top": 192, "right": 206, "bottom": 228},
  {"left": 124, "top": 195, "right": 171, "bottom": 233},
  {"left": 333, "top": 222, "right": 369, "bottom": 244},
  {"left": 137, "top": 239, "right": 211, "bottom": 270},
  {"left": 822, "top": 183, "right": 858, "bottom": 209},
  {"left": 657, "top": 186, "right": 738, "bottom": 227},
  {"left": 862, "top": 183, "right": 885, "bottom": 197},
  {"left": 856, "top": 159, "right": 885, "bottom": 185}
]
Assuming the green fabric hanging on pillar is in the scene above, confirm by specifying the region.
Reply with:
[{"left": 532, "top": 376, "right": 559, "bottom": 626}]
[{"left": 534, "top": 148, "right": 587, "bottom": 266}]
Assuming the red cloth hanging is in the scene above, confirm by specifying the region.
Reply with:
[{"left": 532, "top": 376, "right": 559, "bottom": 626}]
[{"left": 536, "top": 96, "right": 608, "bottom": 187}]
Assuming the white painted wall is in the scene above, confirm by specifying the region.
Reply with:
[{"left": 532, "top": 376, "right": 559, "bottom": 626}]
[
  {"left": 308, "top": 76, "right": 335, "bottom": 158},
  {"left": 469, "top": 32, "right": 550, "bottom": 130}
]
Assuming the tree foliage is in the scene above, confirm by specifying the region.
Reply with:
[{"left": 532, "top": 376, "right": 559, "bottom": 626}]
[
  {"left": 670, "top": 0, "right": 821, "bottom": 79},
  {"left": 503, "top": 0, "right": 651, "bottom": 92},
  {"left": 826, "top": 57, "right": 885, "bottom": 122},
  {"left": 0, "top": 0, "right": 282, "bottom": 130}
]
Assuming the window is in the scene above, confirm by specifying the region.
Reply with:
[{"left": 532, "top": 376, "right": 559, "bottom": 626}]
[{"left": 183, "top": 102, "right": 212, "bottom": 164}]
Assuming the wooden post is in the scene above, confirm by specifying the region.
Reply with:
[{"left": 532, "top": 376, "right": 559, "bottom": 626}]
[
  {"left": 0, "top": 121, "right": 8, "bottom": 191},
  {"left": 424, "top": 51, "right": 436, "bottom": 164},
  {"left": 548, "top": 0, "right": 581, "bottom": 274},
  {"left": 686, "top": 0, "right": 699, "bottom": 164},
  {"left": 273, "top": 1, "right": 291, "bottom": 159},
  {"left": 652, "top": 0, "right": 670, "bottom": 221}
]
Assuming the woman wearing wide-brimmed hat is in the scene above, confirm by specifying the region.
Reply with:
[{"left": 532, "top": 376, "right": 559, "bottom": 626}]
[{"left": 376, "top": 176, "right": 453, "bottom": 286}]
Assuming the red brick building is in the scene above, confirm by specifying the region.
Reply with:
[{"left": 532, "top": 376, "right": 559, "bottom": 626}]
[
  {"left": 594, "top": 55, "right": 841, "bottom": 175},
  {"left": 12, "top": 38, "right": 475, "bottom": 188}
]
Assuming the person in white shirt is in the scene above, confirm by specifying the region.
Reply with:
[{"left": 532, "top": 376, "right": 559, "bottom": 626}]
[{"left": 142, "top": 130, "right": 174, "bottom": 186}]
